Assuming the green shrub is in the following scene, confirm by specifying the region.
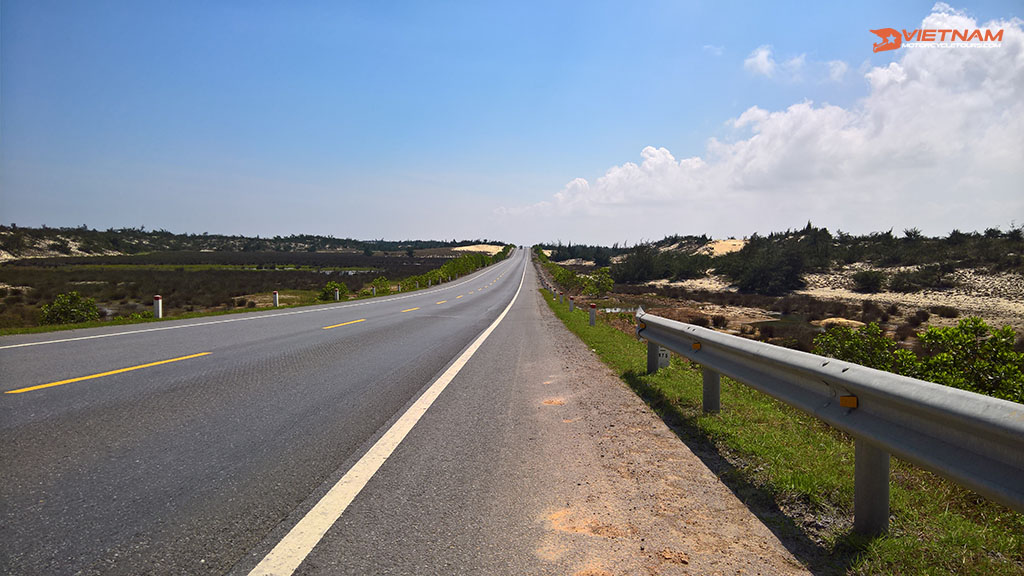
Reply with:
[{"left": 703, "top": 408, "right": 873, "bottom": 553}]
[
  {"left": 851, "top": 270, "right": 885, "bottom": 293},
  {"left": 813, "top": 323, "right": 920, "bottom": 377},
  {"left": 370, "top": 276, "right": 392, "bottom": 295},
  {"left": 814, "top": 319, "right": 1023, "bottom": 403},
  {"left": 590, "top": 267, "right": 614, "bottom": 296},
  {"left": 919, "top": 318, "right": 1024, "bottom": 402},
  {"left": 39, "top": 291, "right": 100, "bottom": 325},
  {"left": 318, "top": 280, "right": 349, "bottom": 301}
]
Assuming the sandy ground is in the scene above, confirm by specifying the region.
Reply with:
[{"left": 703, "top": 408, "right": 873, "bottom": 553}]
[
  {"left": 694, "top": 239, "right": 747, "bottom": 257},
  {"left": 645, "top": 267, "right": 1024, "bottom": 332},
  {"left": 799, "top": 266, "right": 1024, "bottom": 331},
  {"left": 452, "top": 244, "right": 507, "bottom": 256}
]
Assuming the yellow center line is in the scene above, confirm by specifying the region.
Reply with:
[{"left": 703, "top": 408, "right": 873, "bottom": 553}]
[
  {"left": 436, "top": 300, "right": 447, "bottom": 305},
  {"left": 456, "top": 295, "right": 463, "bottom": 299},
  {"left": 5, "top": 352, "right": 212, "bottom": 394},
  {"left": 401, "top": 307, "right": 420, "bottom": 313},
  {"left": 322, "top": 318, "right": 366, "bottom": 330}
]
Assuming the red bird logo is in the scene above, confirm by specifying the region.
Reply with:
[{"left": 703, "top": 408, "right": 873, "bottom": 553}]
[{"left": 871, "top": 28, "right": 902, "bottom": 52}]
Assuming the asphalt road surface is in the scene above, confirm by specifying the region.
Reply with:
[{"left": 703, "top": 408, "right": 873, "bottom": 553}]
[{"left": 1, "top": 250, "right": 528, "bottom": 574}]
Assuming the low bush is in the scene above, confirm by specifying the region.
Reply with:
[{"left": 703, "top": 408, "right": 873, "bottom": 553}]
[
  {"left": 852, "top": 270, "right": 885, "bottom": 293},
  {"left": 931, "top": 305, "right": 959, "bottom": 318},
  {"left": 889, "top": 264, "right": 955, "bottom": 292},
  {"left": 907, "top": 309, "right": 930, "bottom": 327},
  {"left": 861, "top": 300, "right": 889, "bottom": 324},
  {"left": 39, "top": 291, "right": 100, "bottom": 325}
]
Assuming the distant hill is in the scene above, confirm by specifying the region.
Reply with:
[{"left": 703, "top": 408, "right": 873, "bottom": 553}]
[{"left": 0, "top": 225, "right": 502, "bottom": 261}]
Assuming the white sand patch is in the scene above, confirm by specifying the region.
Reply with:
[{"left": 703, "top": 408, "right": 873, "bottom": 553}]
[{"left": 648, "top": 275, "right": 735, "bottom": 292}]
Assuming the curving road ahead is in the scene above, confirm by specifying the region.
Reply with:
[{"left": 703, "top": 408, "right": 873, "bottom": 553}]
[{"left": 1, "top": 248, "right": 528, "bottom": 575}]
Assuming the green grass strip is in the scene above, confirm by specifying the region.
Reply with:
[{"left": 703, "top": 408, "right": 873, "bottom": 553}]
[{"left": 540, "top": 288, "right": 1023, "bottom": 575}]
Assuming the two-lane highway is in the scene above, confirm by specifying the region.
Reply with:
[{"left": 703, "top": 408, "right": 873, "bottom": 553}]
[{"left": 0, "top": 248, "right": 526, "bottom": 575}]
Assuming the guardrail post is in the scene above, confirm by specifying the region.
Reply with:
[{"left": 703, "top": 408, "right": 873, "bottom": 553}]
[
  {"left": 272, "top": 291, "right": 279, "bottom": 307},
  {"left": 153, "top": 295, "right": 162, "bottom": 319},
  {"left": 569, "top": 296, "right": 574, "bottom": 311},
  {"left": 702, "top": 367, "right": 721, "bottom": 413},
  {"left": 589, "top": 303, "right": 596, "bottom": 326},
  {"left": 371, "top": 286, "right": 376, "bottom": 296},
  {"left": 854, "top": 438, "right": 890, "bottom": 536},
  {"left": 334, "top": 288, "right": 340, "bottom": 301},
  {"left": 559, "top": 292, "right": 563, "bottom": 304},
  {"left": 647, "top": 341, "right": 660, "bottom": 374}
]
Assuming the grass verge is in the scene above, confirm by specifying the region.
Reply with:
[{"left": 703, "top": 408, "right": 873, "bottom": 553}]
[{"left": 541, "top": 288, "right": 1023, "bottom": 575}]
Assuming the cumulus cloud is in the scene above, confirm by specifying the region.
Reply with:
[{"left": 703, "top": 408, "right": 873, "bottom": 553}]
[
  {"left": 743, "top": 45, "right": 776, "bottom": 76},
  {"left": 497, "top": 6, "right": 1024, "bottom": 243}
]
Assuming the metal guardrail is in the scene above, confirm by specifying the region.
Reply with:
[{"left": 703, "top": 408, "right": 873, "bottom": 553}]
[{"left": 635, "top": 307, "right": 1024, "bottom": 535}]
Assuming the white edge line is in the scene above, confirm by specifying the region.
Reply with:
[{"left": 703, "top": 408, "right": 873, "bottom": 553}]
[
  {"left": 246, "top": 253, "right": 528, "bottom": 576},
  {"left": 0, "top": 252, "right": 519, "bottom": 351}
]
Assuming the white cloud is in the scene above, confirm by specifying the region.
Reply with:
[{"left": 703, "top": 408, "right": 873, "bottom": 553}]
[
  {"left": 783, "top": 54, "right": 806, "bottom": 72},
  {"left": 827, "top": 60, "right": 848, "bottom": 82},
  {"left": 702, "top": 44, "right": 724, "bottom": 56},
  {"left": 743, "top": 45, "right": 776, "bottom": 76},
  {"left": 496, "top": 6, "right": 1024, "bottom": 243}
]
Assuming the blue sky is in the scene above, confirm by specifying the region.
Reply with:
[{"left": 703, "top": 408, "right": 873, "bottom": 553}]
[{"left": 2, "top": 1, "right": 1022, "bottom": 245}]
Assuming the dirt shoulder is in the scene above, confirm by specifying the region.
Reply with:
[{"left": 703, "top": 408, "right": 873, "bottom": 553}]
[{"left": 531, "top": 266, "right": 809, "bottom": 575}]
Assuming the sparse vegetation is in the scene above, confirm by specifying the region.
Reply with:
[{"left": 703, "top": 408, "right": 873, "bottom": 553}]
[
  {"left": 0, "top": 231, "right": 513, "bottom": 331},
  {"left": 598, "top": 223, "right": 1024, "bottom": 295}
]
